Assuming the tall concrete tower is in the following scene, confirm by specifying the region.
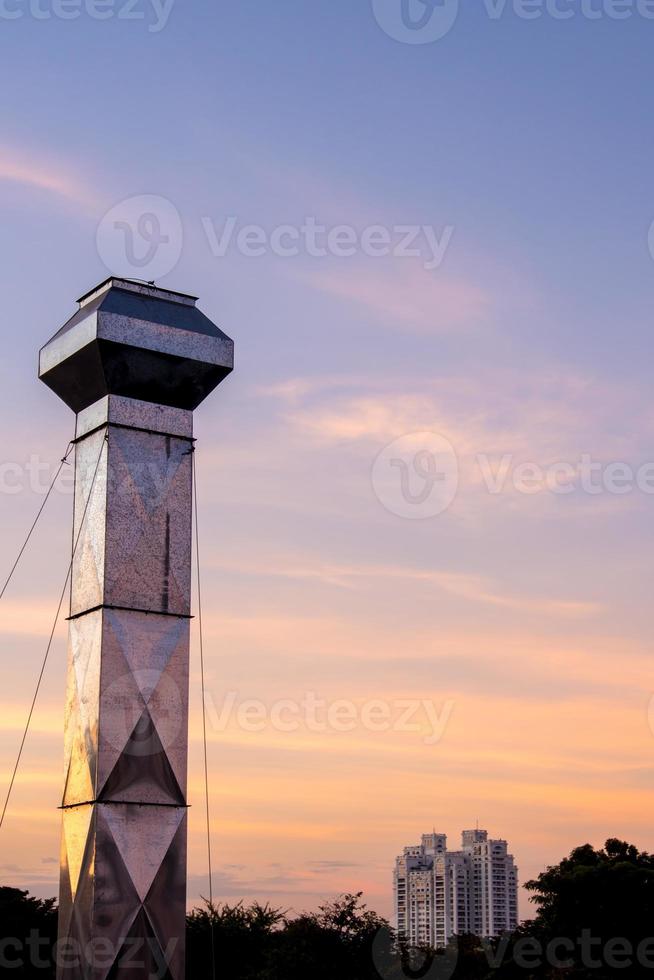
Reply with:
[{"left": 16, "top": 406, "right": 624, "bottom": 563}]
[{"left": 39, "top": 278, "right": 234, "bottom": 980}]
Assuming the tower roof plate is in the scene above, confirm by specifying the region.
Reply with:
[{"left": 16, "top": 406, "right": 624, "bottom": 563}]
[{"left": 39, "top": 278, "right": 234, "bottom": 413}]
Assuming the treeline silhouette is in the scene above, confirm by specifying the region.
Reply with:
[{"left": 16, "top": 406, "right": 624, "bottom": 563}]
[{"left": 3, "top": 839, "right": 654, "bottom": 978}]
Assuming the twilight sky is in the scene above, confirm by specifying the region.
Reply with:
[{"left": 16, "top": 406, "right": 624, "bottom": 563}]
[{"left": 2, "top": 0, "right": 654, "bottom": 923}]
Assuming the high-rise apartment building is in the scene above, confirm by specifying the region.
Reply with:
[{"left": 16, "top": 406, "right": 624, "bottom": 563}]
[{"left": 394, "top": 829, "right": 518, "bottom": 948}]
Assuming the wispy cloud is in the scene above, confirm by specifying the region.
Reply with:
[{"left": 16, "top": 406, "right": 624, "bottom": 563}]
[
  {"left": 0, "top": 146, "right": 103, "bottom": 213},
  {"left": 300, "top": 261, "right": 491, "bottom": 333},
  {"left": 260, "top": 365, "right": 654, "bottom": 472},
  {"left": 205, "top": 554, "right": 599, "bottom": 618}
]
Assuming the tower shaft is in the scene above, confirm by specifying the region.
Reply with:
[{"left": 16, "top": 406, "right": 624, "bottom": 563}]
[
  {"left": 39, "top": 278, "right": 234, "bottom": 980},
  {"left": 59, "top": 398, "right": 192, "bottom": 980}
]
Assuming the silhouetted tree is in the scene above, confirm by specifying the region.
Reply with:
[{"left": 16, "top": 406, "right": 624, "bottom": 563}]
[
  {"left": 186, "top": 892, "right": 395, "bottom": 980},
  {"left": 0, "top": 888, "right": 57, "bottom": 979},
  {"left": 514, "top": 838, "right": 654, "bottom": 978},
  {"left": 266, "top": 893, "right": 391, "bottom": 980},
  {"left": 186, "top": 900, "right": 284, "bottom": 980}
]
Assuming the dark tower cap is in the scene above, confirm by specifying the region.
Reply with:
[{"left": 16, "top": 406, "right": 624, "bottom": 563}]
[{"left": 39, "top": 277, "right": 234, "bottom": 413}]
